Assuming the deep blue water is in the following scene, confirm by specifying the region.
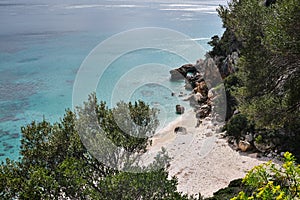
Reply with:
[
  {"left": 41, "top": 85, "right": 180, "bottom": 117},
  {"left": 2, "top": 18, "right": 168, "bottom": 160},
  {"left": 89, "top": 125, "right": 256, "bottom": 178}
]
[{"left": 0, "top": 0, "right": 226, "bottom": 161}]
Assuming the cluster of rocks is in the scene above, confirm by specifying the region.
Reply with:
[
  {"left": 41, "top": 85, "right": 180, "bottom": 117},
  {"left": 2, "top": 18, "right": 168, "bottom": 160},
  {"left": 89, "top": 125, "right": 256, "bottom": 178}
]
[
  {"left": 227, "top": 130, "right": 284, "bottom": 158},
  {"left": 169, "top": 55, "right": 235, "bottom": 134},
  {"left": 170, "top": 60, "right": 218, "bottom": 129}
]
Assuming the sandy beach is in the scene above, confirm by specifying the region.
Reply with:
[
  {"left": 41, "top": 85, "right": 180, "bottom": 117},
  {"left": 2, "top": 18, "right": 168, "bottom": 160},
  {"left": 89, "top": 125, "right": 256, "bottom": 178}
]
[{"left": 143, "top": 109, "right": 269, "bottom": 197}]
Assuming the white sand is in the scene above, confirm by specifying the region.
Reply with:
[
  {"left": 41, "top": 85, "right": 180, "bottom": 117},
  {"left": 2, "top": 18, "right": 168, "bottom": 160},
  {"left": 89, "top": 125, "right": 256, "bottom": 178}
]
[{"left": 142, "top": 109, "right": 268, "bottom": 197}]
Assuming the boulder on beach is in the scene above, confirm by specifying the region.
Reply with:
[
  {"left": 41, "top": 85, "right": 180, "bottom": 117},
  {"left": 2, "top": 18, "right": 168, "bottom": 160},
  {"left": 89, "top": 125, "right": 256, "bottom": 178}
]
[
  {"left": 176, "top": 105, "right": 185, "bottom": 114},
  {"left": 174, "top": 126, "right": 187, "bottom": 134},
  {"left": 238, "top": 140, "right": 252, "bottom": 152}
]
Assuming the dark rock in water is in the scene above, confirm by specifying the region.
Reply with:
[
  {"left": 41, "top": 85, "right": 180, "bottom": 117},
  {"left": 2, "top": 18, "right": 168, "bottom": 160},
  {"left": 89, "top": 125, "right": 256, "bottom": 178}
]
[
  {"left": 174, "top": 127, "right": 187, "bottom": 134},
  {"left": 4, "top": 145, "right": 13, "bottom": 151},
  {"left": 176, "top": 105, "right": 185, "bottom": 114},
  {"left": 0, "top": 153, "right": 5, "bottom": 157},
  {"left": 10, "top": 133, "right": 19, "bottom": 138},
  {"left": 0, "top": 130, "right": 10, "bottom": 138},
  {"left": 184, "top": 82, "right": 193, "bottom": 90},
  {"left": 170, "top": 64, "right": 196, "bottom": 81},
  {"left": 171, "top": 92, "right": 175, "bottom": 96},
  {"left": 3, "top": 142, "right": 9, "bottom": 146},
  {"left": 170, "top": 69, "right": 185, "bottom": 81}
]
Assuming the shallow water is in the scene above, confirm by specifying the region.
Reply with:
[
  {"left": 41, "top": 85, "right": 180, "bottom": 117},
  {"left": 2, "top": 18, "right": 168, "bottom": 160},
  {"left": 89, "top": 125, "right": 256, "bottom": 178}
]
[{"left": 0, "top": 0, "right": 226, "bottom": 161}]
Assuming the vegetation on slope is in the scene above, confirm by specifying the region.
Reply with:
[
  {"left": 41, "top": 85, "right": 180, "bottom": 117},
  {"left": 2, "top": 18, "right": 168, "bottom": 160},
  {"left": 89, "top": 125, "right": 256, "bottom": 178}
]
[
  {"left": 210, "top": 0, "right": 300, "bottom": 157},
  {"left": 0, "top": 94, "right": 200, "bottom": 200},
  {"left": 207, "top": 0, "right": 300, "bottom": 199},
  {"left": 1, "top": 0, "right": 299, "bottom": 199}
]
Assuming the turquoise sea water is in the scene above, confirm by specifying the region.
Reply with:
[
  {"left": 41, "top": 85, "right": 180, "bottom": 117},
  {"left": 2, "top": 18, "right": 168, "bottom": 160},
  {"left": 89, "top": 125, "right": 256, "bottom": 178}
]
[{"left": 0, "top": 0, "right": 226, "bottom": 161}]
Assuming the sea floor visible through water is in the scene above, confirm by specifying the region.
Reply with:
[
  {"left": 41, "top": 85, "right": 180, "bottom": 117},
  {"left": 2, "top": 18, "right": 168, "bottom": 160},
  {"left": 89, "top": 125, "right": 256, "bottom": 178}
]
[{"left": 0, "top": 0, "right": 226, "bottom": 161}]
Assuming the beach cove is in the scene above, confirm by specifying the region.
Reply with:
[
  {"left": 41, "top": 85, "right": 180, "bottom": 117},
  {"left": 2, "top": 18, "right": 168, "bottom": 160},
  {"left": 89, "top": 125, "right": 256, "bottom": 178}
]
[
  {"left": 0, "top": 0, "right": 226, "bottom": 161},
  {"left": 139, "top": 59, "right": 271, "bottom": 197}
]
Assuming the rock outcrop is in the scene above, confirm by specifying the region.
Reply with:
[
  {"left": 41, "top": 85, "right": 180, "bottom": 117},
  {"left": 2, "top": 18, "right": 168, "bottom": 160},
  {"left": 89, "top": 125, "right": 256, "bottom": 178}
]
[
  {"left": 170, "top": 60, "right": 219, "bottom": 126},
  {"left": 176, "top": 105, "right": 185, "bottom": 114},
  {"left": 170, "top": 64, "right": 196, "bottom": 81}
]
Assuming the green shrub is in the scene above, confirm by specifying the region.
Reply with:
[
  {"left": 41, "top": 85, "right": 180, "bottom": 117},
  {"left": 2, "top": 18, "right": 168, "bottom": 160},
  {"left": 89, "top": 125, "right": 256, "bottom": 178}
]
[
  {"left": 226, "top": 114, "right": 248, "bottom": 138},
  {"left": 231, "top": 152, "right": 300, "bottom": 200},
  {"left": 255, "top": 135, "right": 263, "bottom": 144},
  {"left": 206, "top": 179, "right": 244, "bottom": 200}
]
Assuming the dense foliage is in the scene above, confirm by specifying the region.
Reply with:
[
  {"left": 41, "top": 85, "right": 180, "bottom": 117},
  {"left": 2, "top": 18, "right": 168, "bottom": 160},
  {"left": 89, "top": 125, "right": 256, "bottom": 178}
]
[
  {"left": 225, "top": 114, "right": 250, "bottom": 139},
  {"left": 214, "top": 0, "right": 300, "bottom": 131},
  {"left": 232, "top": 152, "right": 300, "bottom": 199},
  {"left": 205, "top": 0, "right": 300, "bottom": 199},
  {"left": 0, "top": 94, "right": 198, "bottom": 200},
  {"left": 1, "top": 0, "right": 299, "bottom": 199}
]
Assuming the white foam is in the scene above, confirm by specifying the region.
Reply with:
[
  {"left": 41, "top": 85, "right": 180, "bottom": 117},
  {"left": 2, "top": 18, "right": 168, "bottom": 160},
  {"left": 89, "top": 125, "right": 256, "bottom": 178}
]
[
  {"left": 191, "top": 37, "right": 211, "bottom": 41},
  {"left": 177, "top": 18, "right": 196, "bottom": 21},
  {"left": 204, "top": 11, "right": 218, "bottom": 14},
  {"left": 104, "top": 5, "right": 145, "bottom": 8},
  {"left": 65, "top": 4, "right": 144, "bottom": 9},
  {"left": 65, "top": 4, "right": 104, "bottom": 9},
  {"left": 161, "top": 4, "right": 199, "bottom": 7},
  {"left": 160, "top": 6, "right": 218, "bottom": 12}
]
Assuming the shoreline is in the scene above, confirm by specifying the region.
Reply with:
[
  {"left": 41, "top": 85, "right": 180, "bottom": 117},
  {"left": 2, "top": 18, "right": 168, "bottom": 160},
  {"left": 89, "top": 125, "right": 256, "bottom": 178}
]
[{"left": 144, "top": 106, "right": 270, "bottom": 197}]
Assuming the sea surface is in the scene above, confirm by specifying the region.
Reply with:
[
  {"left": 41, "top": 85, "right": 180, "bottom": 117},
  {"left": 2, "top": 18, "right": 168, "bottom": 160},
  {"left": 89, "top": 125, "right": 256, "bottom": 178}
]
[{"left": 0, "top": 0, "right": 226, "bottom": 161}]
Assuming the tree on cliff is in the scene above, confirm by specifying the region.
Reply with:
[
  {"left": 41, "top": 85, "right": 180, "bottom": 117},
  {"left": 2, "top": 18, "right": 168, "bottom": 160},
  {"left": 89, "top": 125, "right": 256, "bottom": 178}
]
[
  {"left": 0, "top": 94, "right": 197, "bottom": 200},
  {"left": 217, "top": 0, "right": 300, "bottom": 132}
]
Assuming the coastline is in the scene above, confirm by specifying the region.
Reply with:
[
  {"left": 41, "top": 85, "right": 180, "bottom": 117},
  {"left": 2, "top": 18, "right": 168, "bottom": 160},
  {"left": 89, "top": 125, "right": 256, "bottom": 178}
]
[{"left": 144, "top": 101, "right": 269, "bottom": 197}]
